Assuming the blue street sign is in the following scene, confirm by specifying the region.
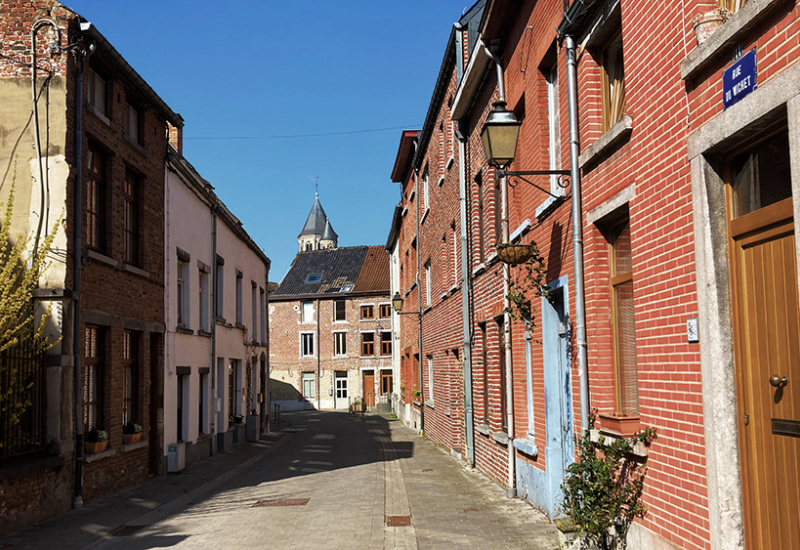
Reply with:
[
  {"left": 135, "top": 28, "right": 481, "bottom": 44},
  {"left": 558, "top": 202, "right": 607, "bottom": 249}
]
[{"left": 723, "top": 49, "right": 757, "bottom": 109}]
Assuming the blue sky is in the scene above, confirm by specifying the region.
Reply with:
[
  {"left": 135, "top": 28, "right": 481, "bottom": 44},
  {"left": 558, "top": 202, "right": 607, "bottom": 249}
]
[{"left": 65, "top": 1, "right": 473, "bottom": 280}]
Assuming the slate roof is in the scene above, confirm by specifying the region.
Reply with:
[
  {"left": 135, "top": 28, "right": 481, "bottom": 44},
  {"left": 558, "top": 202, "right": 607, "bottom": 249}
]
[
  {"left": 299, "top": 195, "right": 334, "bottom": 238},
  {"left": 273, "top": 246, "right": 367, "bottom": 297},
  {"left": 321, "top": 219, "right": 338, "bottom": 241},
  {"left": 353, "top": 246, "right": 390, "bottom": 292}
]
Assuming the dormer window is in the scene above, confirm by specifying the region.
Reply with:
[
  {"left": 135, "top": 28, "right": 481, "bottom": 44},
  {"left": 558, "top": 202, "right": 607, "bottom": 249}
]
[{"left": 305, "top": 273, "right": 322, "bottom": 284}]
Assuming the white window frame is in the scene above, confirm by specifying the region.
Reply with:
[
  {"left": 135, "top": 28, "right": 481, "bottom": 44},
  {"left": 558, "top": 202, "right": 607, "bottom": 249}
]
[
  {"left": 301, "top": 301, "right": 315, "bottom": 323},
  {"left": 302, "top": 372, "right": 316, "bottom": 399},
  {"left": 300, "top": 331, "right": 315, "bottom": 358},
  {"left": 177, "top": 259, "right": 189, "bottom": 328},
  {"left": 425, "top": 261, "right": 432, "bottom": 307},
  {"left": 259, "top": 288, "right": 266, "bottom": 343},
  {"left": 423, "top": 166, "right": 430, "bottom": 213},
  {"left": 334, "top": 331, "right": 348, "bottom": 357},
  {"left": 235, "top": 271, "right": 243, "bottom": 325},
  {"left": 427, "top": 355, "right": 434, "bottom": 402},
  {"left": 335, "top": 371, "right": 348, "bottom": 399},
  {"left": 199, "top": 268, "right": 209, "bottom": 332}
]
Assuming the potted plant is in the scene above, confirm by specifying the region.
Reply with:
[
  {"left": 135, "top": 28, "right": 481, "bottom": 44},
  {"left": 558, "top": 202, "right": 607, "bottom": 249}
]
[
  {"left": 502, "top": 242, "right": 550, "bottom": 329},
  {"left": 122, "top": 421, "right": 142, "bottom": 444},
  {"left": 691, "top": 7, "right": 731, "bottom": 46},
  {"left": 233, "top": 414, "right": 244, "bottom": 424},
  {"left": 598, "top": 411, "right": 641, "bottom": 437},
  {"left": 84, "top": 427, "right": 108, "bottom": 454},
  {"left": 561, "top": 411, "right": 657, "bottom": 550}
]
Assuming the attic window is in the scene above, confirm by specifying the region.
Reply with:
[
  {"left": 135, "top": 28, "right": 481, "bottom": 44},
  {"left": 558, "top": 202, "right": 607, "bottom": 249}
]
[
  {"left": 305, "top": 273, "right": 322, "bottom": 284},
  {"left": 340, "top": 284, "right": 354, "bottom": 293}
]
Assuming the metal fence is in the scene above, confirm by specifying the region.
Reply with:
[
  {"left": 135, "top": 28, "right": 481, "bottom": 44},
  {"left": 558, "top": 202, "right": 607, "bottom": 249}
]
[{"left": 0, "top": 339, "right": 47, "bottom": 463}]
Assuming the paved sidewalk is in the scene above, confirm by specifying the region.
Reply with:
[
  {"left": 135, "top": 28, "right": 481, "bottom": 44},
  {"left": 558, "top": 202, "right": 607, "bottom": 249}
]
[{"left": 1, "top": 412, "right": 561, "bottom": 549}]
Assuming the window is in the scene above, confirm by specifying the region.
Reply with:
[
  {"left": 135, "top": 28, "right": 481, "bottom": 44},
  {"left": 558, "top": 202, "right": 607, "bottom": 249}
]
[
  {"left": 251, "top": 282, "right": 258, "bottom": 335},
  {"left": 301, "top": 332, "right": 315, "bottom": 357},
  {"left": 427, "top": 355, "right": 434, "bottom": 402},
  {"left": 177, "top": 373, "right": 189, "bottom": 440},
  {"left": 123, "top": 170, "right": 139, "bottom": 265},
  {"left": 423, "top": 166, "right": 430, "bottom": 213},
  {"left": 199, "top": 371, "right": 209, "bottom": 434},
  {"left": 730, "top": 127, "right": 791, "bottom": 218},
  {"left": 83, "top": 326, "right": 103, "bottom": 431},
  {"left": 199, "top": 268, "right": 209, "bottom": 332},
  {"left": 335, "top": 371, "right": 348, "bottom": 399},
  {"left": 87, "top": 69, "right": 107, "bottom": 116},
  {"left": 476, "top": 173, "right": 485, "bottom": 263},
  {"left": 86, "top": 146, "right": 106, "bottom": 251},
  {"left": 493, "top": 174, "right": 502, "bottom": 246},
  {"left": 361, "top": 332, "right": 375, "bottom": 356},
  {"left": 379, "top": 303, "right": 391, "bottom": 319},
  {"left": 334, "top": 331, "right": 347, "bottom": 356},
  {"left": 259, "top": 288, "right": 266, "bottom": 342},
  {"left": 601, "top": 28, "right": 625, "bottom": 131},
  {"left": 334, "top": 300, "right": 346, "bottom": 321},
  {"left": 177, "top": 258, "right": 189, "bottom": 328},
  {"left": 125, "top": 101, "right": 141, "bottom": 144},
  {"left": 479, "top": 322, "right": 488, "bottom": 424},
  {"left": 215, "top": 256, "right": 224, "bottom": 320},
  {"left": 123, "top": 331, "right": 138, "bottom": 426},
  {"left": 301, "top": 301, "right": 314, "bottom": 323},
  {"left": 380, "top": 331, "right": 392, "bottom": 356},
  {"left": 452, "top": 222, "right": 459, "bottom": 286},
  {"left": 424, "top": 261, "right": 431, "bottom": 307},
  {"left": 546, "top": 59, "right": 562, "bottom": 195},
  {"left": 497, "top": 317, "right": 508, "bottom": 432},
  {"left": 608, "top": 215, "right": 638, "bottom": 415},
  {"left": 719, "top": 0, "right": 748, "bottom": 13},
  {"left": 305, "top": 273, "right": 322, "bottom": 284},
  {"left": 360, "top": 304, "right": 374, "bottom": 320},
  {"left": 235, "top": 271, "right": 243, "bottom": 325},
  {"left": 302, "top": 372, "right": 316, "bottom": 399}
]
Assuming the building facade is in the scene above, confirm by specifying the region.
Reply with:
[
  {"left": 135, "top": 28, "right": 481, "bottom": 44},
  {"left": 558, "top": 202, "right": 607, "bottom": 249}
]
[
  {"left": 164, "top": 144, "right": 270, "bottom": 471},
  {"left": 270, "top": 201, "right": 392, "bottom": 411}
]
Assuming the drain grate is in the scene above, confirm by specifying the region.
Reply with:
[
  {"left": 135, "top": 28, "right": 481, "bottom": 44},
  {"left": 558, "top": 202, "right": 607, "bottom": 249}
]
[
  {"left": 109, "top": 525, "right": 145, "bottom": 537},
  {"left": 464, "top": 508, "right": 480, "bottom": 513},
  {"left": 421, "top": 468, "right": 434, "bottom": 472},
  {"left": 253, "top": 498, "right": 310, "bottom": 508},
  {"left": 386, "top": 515, "right": 413, "bottom": 527}
]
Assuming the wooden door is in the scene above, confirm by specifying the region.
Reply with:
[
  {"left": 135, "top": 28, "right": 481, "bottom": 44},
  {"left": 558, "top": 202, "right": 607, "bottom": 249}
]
[
  {"left": 363, "top": 371, "right": 375, "bottom": 408},
  {"left": 730, "top": 197, "right": 800, "bottom": 549}
]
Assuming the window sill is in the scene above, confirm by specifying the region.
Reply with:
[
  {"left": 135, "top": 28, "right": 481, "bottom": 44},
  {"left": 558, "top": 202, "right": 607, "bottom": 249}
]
[
  {"left": 124, "top": 136, "right": 148, "bottom": 157},
  {"left": 86, "top": 249, "right": 118, "bottom": 268},
  {"left": 122, "top": 263, "right": 150, "bottom": 278},
  {"left": 121, "top": 439, "right": 148, "bottom": 453},
  {"left": 449, "top": 284, "right": 460, "bottom": 294},
  {"left": 446, "top": 156, "right": 455, "bottom": 170},
  {"left": 198, "top": 329, "right": 212, "bottom": 338},
  {"left": 425, "top": 399, "right": 434, "bottom": 409},
  {"left": 590, "top": 428, "right": 649, "bottom": 458},
  {"left": 216, "top": 316, "right": 227, "bottom": 325},
  {"left": 578, "top": 115, "right": 633, "bottom": 169},
  {"left": 476, "top": 423, "right": 491, "bottom": 436},
  {"left": 84, "top": 447, "right": 117, "bottom": 463},
  {"left": 437, "top": 176, "right": 445, "bottom": 187},
  {"left": 491, "top": 432, "right": 509, "bottom": 446},
  {"left": 681, "top": 0, "right": 789, "bottom": 81},
  {"left": 86, "top": 103, "right": 112, "bottom": 127},
  {"left": 235, "top": 322, "right": 246, "bottom": 330},
  {"left": 175, "top": 326, "right": 194, "bottom": 335},
  {"left": 535, "top": 193, "right": 566, "bottom": 220},
  {"left": 421, "top": 209, "right": 430, "bottom": 224},
  {"left": 513, "top": 437, "right": 539, "bottom": 458}
]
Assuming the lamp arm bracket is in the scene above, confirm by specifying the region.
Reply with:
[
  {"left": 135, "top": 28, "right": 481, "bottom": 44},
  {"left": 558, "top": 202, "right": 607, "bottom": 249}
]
[{"left": 501, "top": 170, "right": 571, "bottom": 199}]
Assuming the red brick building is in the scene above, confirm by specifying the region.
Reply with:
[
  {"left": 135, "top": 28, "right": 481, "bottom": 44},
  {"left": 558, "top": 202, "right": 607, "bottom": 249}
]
[
  {"left": 0, "top": 1, "right": 181, "bottom": 532},
  {"left": 270, "top": 203, "right": 392, "bottom": 411},
  {"left": 392, "top": 0, "right": 800, "bottom": 548}
]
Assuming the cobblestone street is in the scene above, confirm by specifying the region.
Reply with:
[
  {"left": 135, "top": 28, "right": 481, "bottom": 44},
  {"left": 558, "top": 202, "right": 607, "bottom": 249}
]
[{"left": 2, "top": 411, "right": 560, "bottom": 549}]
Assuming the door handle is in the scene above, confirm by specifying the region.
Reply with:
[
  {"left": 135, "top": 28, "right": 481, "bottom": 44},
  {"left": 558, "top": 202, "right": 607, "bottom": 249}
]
[{"left": 769, "top": 375, "right": 788, "bottom": 388}]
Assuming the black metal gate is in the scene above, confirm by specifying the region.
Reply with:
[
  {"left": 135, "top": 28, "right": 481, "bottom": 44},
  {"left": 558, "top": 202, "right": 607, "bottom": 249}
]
[{"left": 0, "top": 339, "right": 46, "bottom": 463}]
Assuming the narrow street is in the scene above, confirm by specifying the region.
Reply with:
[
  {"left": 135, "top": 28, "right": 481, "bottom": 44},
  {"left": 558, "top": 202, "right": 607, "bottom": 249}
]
[{"left": 2, "top": 411, "right": 560, "bottom": 549}]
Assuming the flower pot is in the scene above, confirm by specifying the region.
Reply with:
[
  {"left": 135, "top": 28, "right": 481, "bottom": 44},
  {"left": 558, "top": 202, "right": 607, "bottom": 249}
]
[
  {"left": 123, "top": 432, "right": 142, "bottom": 445},
  {"left": 496, "top": 243, "right": 534, "bottom": 266},
  {"left": 598, "top": 413, "right": 640, "bottom": 437},
  {"left": 84, "top": 440, "right": 108, "bottom": 454},
  {"left": 692, "top": 8, "right": 731, "bottom": 46}
]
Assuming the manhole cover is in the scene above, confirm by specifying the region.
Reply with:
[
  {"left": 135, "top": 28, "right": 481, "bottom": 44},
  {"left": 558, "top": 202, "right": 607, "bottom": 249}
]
[
  {"left": 109, "top": 525, "right": 145, "bottom": 537},
  {"left": 253, "top": 498, "right": 310, "bottom": 507},
  {"left": 386, "top": 515, "right": 413, "bottom": 527}
]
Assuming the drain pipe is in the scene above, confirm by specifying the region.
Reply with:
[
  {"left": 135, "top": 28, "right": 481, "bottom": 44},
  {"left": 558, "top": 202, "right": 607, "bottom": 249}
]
[
  {"left": 564, "top": 33, "right": 589, "bottom": 433},
  {"left": 483, "top": 40, "right": 517, "bottom": 497},
  {"left": 71, "top": 27, "right": 95, "bottom": 509},
  {"left": 415, "top": 166, "right": 424, "bottom": 434},
  {"left": 210, "top": 207, "right": 218, "bottom": 455},
  {"left": 455, "top": 26, "right": 475, "bottom": 467}
]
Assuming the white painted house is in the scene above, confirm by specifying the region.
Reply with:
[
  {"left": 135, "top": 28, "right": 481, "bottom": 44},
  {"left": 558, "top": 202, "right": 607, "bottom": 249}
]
[{"left": 164, "top": 142, "right": 269, "bottom": 471}]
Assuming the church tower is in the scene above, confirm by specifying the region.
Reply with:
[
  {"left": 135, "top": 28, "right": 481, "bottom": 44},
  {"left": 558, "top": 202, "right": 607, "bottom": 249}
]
[{"left": 298, "top": 194, "right": 338, "bottom": 252}]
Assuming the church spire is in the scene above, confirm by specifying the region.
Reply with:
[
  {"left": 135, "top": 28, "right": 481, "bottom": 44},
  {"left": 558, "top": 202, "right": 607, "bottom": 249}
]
[{"left": 298, "top": 193, "right": 337, "bottom": 252}]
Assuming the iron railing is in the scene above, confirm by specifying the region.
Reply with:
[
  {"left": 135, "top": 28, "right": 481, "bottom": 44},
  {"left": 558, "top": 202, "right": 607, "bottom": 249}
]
[{"left": 0, "top": 339, "right": 47, "bottom": 463}]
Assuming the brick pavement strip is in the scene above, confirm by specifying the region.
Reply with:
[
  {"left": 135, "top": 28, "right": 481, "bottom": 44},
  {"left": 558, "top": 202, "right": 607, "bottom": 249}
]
[{"left": 1, "top": 413, "right": 561, "bottom": 550}]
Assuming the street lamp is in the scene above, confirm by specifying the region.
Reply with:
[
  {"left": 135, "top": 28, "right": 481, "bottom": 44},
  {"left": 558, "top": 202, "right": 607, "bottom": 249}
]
[
  {"left": 392, "top": 292, "right": 404, "bottom": 313},
  {"left": 480, "top": 101, "right": 569, "bottom": 199}
]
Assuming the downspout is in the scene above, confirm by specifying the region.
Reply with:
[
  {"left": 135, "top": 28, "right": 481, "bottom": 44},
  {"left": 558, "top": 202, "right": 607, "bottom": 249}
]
[
  {"left": 316, "top": 297, "right": 321, "bottom": 410},
  {"left": 455, "top": 24, "right": 475, "bottom": 467},
  {"left": 564, "top": 34, "right": 589, "bottom": 432},
  {"left": 210, "top": 207, "right": 218, "bottom": 455},
  {"left": 71, "top": 31, "right": 94, "bottom": 509},
  {"left": 264, "top": 277, "right": 271, "bottom": 434},
  {"left": 415, "top": 165, "right": 424, "bottom": 434},
  {"left": 483, "top": 40, "right": 517, "bottom": 497}
]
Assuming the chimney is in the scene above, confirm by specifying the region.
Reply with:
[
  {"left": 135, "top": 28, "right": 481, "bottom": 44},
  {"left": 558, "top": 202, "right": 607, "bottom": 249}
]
[{"left": 168, "top": 123, "right": 183, "bottom": 154}]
